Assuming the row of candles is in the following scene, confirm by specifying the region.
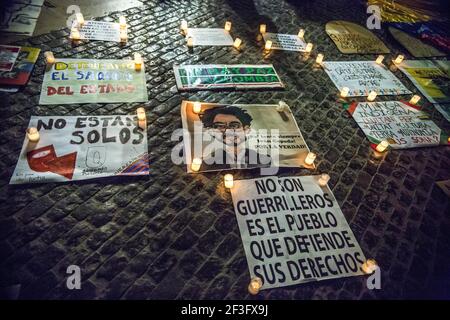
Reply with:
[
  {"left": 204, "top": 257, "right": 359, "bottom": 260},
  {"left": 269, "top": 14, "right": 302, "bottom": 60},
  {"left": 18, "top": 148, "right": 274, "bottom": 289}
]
[{"left": 69, "top": 13, "right": 128, "bottom": 42}]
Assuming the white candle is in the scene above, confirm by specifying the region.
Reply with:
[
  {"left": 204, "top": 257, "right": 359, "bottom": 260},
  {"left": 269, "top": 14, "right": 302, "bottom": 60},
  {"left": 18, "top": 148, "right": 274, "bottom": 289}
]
[
  {"left": 70, "top": 28, "right": 80, "bottom": 40},
  {"left": 136, "top": 107, "right": 146, "bottom": 121},
  {"left": 409, "top": 95, "right": 421, "bottom": 105},
  {"left": 191, "top": 158, "right": 202, "bottom": 172},
  {"left": 375, "top": 55, "right": 384, "bottom": 65},
  {"left": 367, "top": 91, "right": 377, "bottom": 101},
  {"left": 192, "top": 102, "right": 202, "bottom": 114},
  {"left": 318, "top": 174, "right": 330, "bottom": 187},
  {"left": 27, "top": 127, "right": 40, "bottom": 142},
  {"left": 134, "top": 53, "right": 142, "bottom": 71},
  {"left": 361, "top": 259, "right": 378, "bottom": 274},
  {"left": 259, "top": 24, "right": 266, "bottom": 34},
  {"left": 315, "top": 53, "right": 324, "bottom": 65},
  {"left": 375, "top": 140, "right": 389, "bottom": 153},
  {"left": 264, "top": 40, "right": 272, "bottom": 50},
  {"left": 224, "top": 174, "right": 234, "bottom": 188},
  {"left": 76, "top": 13, "right": 84, "bottom": 26},
  {"left": 298, "top": 28, "right": 305, "bottom": 38},
  {"left": 233, "top": 38, "right": 242, "bottom": 49},
  {"left": 224, "top": 21, "right": 232, "bottom": 32},
  {"left": 187, "top": 37, "right": 194, "bottom": 47},
  {"left": 340, "top": 87, "right": 350, "bottom": 98},
  {"left": 120, "top": 29, "right": 127, "bottom": 42},
  {"left": 248, "top": 277, "right": 262, "bottom": 295},
  {"left": 44, "top": 51, "right": 55, "bottom": 64},
  {"left": 305, "top": 152, "right": 316, "bottom": 165},
  {"left": 305, "top": 43, "right": 313, "bottom": 53},
  {"left": 394, "top": 54, "right": 404, "bottom": 64},
  {"left": 119, "top": 16, "right": 127, "bottom": 29},
  {"left": 180, "top": 19, "right": 188, "bottom": 33},
  {"left": 276, "top": 101, "right": 288, "bottom": 112}
]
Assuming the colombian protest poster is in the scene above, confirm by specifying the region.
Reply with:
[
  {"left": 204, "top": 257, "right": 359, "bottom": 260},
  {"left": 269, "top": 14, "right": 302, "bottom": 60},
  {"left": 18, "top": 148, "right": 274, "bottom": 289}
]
[
  {"left": 0, "top": 45, "right": 20, "bottom": 71},
  {"left": 181, "top": 101, "right": 312, "bottom": 174},
  {"left": 231, "top": 175, "right": 366, "bottom": 290},
  {"left": 39, "top": 58, "right": 148, "bottom": 104},
  {"left": 345, "top": 101, "right": 448, "bottom": 148},
  {"left": 185, "top": 28, "right": 234, "bottom": 46},
  {"left": 323, "top": 61, "right": 411, "bottom": 97},
  {"left": 0, "top": 46, "right": 40, "bottom": 92},
  {"left": 262, "top": 33, "right": 307, "bottom": 51},
  {"left": 10, "top": 115, "right": 149, "bottom": 184},
  {"left": 74, "top": 20, "right": 123, "bottom": 42},
  {"left": 173, "top": 64, "right": 284, "bottom": 90}
]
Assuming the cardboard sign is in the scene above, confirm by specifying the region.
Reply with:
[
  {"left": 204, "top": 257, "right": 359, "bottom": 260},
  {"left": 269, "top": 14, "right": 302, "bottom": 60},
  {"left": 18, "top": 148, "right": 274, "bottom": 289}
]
[
  {"left": 174, "top": 64, "right": 284, "bottom": 90},
  {"left": 323, "top": 61, "right": 411, "bottom": 97},
  {"left": 186, "top": 28, "right": 234, "bottom": 46},
  {"left": 231, "top": 175, "right": 366, "bottom": 289},
  {"left": 39, "top": 58, "right": 148, "bottom": 104},
  {"left": 345, "top": 100, "right": 448, "bottom": 148},
  {"left": 388, "top": 27, "right": 445, "bottom": 58},
  {"left": 0, "top": 45, "right": 20, "bottom": 71},
  {"left": 398, "top": 60, "right": 450, "bottom": 104},
  {"left": 326, "top": 20, "right": 390, "bottom": 54},
  {"left": 10, "top": 115, "right": 149, "bottom": 184},
  {"left": 75, "top": 20, "right": 123, "bottom": 42},
  {"left": 181, "top": 101, "right": 312, "bottom": 173},
  {"left": 262, "top": 33, "right": 307, "bottom": 51},
  {"left": 0, "top": 46, "right": 40, "bottom": 92}
]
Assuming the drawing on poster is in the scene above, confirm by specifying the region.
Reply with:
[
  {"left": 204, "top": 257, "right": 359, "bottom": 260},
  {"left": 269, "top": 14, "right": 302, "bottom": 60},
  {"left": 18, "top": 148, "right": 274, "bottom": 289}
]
[
  {"left": 0, "top": 0, "right": 44, "bottom": 36},
  {"left": 262, "top": 33, "right": 307, "bottom": 51}
]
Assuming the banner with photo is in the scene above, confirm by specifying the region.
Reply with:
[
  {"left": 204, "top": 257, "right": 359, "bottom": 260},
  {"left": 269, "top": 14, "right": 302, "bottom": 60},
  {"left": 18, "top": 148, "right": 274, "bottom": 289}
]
[
  {"left": 323, "top": 61, "right": 411, "bottom": 97},
  {"left": 174, "top": 64, "right": 284, "bottom": 90},
  {"left": 262, "top": 33, "right": 307, "bottom": 51},
  {"left": 0, "top": 46, "right": 40, "bottom": 92},
  {"left": 231, "top": 175, "right": 366, "bottom": 290},
  {"left": 181, "top": 101, "right": 312, "bottom": 173},
  {"left": 185, "top": 28, "right": 234, "bottom": 46},
  {"left": 345, "top": 100, "right": 448, "bottom": 148},
  {"left": 10, "top": 115, "right": 149, "bottom": 184},
  {"left": 39, "top": 58, "right": 148, "bottom": 104}
]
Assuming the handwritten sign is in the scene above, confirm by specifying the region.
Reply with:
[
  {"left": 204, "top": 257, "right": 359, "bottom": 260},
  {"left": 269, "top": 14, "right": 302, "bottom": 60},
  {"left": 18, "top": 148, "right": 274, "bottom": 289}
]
[
  {"left": 231, "top": 175, "right": 366, "bottom": 289},
  {"left": 323, "top": 61, "right": 411, "bottom": 97},
  {"left": 186, "top": 28, "right": 234, "bottom": 46},
  {"left": 345, "top": 101, "right": 448, "bottom": 148},
  {"left": 10, "top": 115, "right": 149, "bottom": 184},
  {"left": 262, "top": 33, "right": 307, "bottom": 51},
  {"left": 76, "top": 20, "right": 122, "bottom": 42},
  {"left": 39, "top": 58, "right": 148, "bottom": 104}
]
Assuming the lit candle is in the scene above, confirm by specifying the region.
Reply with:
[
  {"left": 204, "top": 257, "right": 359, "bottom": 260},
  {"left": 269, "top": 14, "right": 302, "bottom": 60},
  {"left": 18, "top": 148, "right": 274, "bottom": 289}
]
[
  {"left": 409, "top": 95, "right": 421, "bottom": 105},
  {"left": 298, "top": 28, "right": 305, "bottom": 38},
  {"left": 394, "top": 54, "right": 404, "bottom": 64},
  {"left": 248, "top": 277, "right": 262, "bottom": 295},
  {"left": 367, "top": 91, "right": 377, "bottom": 102},
  {"left": 305, "top": 152, "right": 316, "bottom": 165},
  {"left": 340, "top": 87, "right": 350, "bottom": 98},
  {"left": 318, "top": 174, "right": 330, "bottom": 187},
  {"left": 276, "top": 100, "right": 288, "bottom": 112},
  {"left": 136, "top": 107, "right": 146, "bottom": 121},
  {"left": 375, "top": 140, "right": 389, "bottom": 153},
  {"left": 119, "top": 16, "right": 127, "bottom": 29},
  {"left": 233, "top": 38, "right": 242, "bottom": 49},
  {"left": 180, "top": 19, "right": 188, "bottom": 34},
  {"left": 70, "top": 28, "right": 80, "bottom": 41},
  {"left": 192, "top": 102, "right": 202, "bottom": 114},
  {"left": 27, "top": 127, "right": 40, "bottom": 142},
  {"left": 361, "top": 259, "right": 378, "bottom": 274},
  {"left": 120, "top": 29, "right": 127, "bottom": 42},
  {"left": 224, "top": 21, "right": 232, "bottom": 32},
  {"left": 191, "top": 158, "right": 202, "bottom": 172},
  {"left": 134, "top": 53, "right": 142, "bottom": 71},
  {"left": 75, "top": 12, "right": 84, "bottom": 27},
  {"left": 44, "top": 51, "right": 55, "bottom": 65},
  {"left": 264, "top": 40, "right": 272, "bottom": 50},
  {"left": 375, "top": 55, "right": 384, "bottom": 65},
  {"left": 259, "top": 24, "right": 266, "bottom": 34},
  {"left": 315, "top": 53, "right": 324, "bottom": 65},
  {"left": 187, "top": 37, "right": 194, "bottom": 47},
  {"left": 224, "top": 174, "right": 234, "bottom": 188},
  {"left": 305, "top": 43, "right": 313, "bottom": 53}
]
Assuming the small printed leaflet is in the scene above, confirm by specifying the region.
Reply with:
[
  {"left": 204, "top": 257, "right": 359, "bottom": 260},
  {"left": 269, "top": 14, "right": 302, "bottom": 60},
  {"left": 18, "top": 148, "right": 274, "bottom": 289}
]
[
  {"left": 186, "top": 28, "right": 234, "bottom": 46},
  {"left": 262, "top": 33, "right": 307, "bottom": 51}
]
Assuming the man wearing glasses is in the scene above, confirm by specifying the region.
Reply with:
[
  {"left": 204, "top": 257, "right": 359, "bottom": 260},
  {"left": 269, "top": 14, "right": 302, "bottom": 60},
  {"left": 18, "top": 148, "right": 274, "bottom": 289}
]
[{"left": 199, "top": 105, "right": 272, "bottom": 171}]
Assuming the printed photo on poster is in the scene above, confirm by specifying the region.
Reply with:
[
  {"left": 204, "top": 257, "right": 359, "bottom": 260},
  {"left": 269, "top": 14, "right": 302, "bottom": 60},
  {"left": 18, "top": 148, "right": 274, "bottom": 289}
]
[
  {"left": 262, "top": 33, "right": 307, "bottom": 51},
  {"left": 231, "top": 175, "right": 366, "bottom": 290},
  {"left": 345, "top": 100, "right": 448, "bottom": 148},
  {"left": 185, "top": 28, "right": 234, "bottom": 46},
  {"left": 39, "top": 58, "right": 148, "bottom": 104},
  {"left": 10, "top": 115, "right": 149, "bottom": 184},
  {"left": 181, "top": 101, "right": 312, "bottom": 173},
  {"left": 0, "top": 46, "right": 40, "bottom": 92},
  {"left": 0, "top": 45, "right": 20, "bottom": 71}
]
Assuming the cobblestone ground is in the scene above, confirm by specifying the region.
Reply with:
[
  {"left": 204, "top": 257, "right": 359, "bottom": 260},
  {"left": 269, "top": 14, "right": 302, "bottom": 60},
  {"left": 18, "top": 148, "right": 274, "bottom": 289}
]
[{"left": 0, "top": 0, "right": 449, "bottom": 300}]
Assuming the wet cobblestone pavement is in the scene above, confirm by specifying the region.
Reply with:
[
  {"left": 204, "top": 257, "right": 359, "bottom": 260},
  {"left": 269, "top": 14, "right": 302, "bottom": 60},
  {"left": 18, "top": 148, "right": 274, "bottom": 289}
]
[{"left": 0, "top": 0, "right": 449, "bottom": 299}]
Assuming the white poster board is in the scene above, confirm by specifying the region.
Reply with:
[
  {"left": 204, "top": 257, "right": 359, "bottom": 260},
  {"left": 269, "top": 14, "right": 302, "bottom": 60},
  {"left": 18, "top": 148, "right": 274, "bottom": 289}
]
[
  {"left": 262, "top": 33, "right": 307, "bottom": 51},
  {"left": 186, "top": 28, "right": 234, "bottom": 46},
  {"left": 75, "top": 20, "right": 122, "bottom": 42}
]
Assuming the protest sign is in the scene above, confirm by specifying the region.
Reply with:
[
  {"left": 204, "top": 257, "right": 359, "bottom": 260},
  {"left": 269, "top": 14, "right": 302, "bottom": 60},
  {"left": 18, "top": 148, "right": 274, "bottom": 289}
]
[
  {"left": 0, "top": 45, "right": 20, "bottom": 71},
  {"left": 435, "top": 104, "right": 450, "bottom": 122},
  {"left": 323, "top": 61, "right": 411, "bottom": 97},
  {"left": 0, "top": 46, "right": 40, "bottom": 92},
  {"left": 326, "top": 20, "right": 390, "bottom": 54},
  {"left": 181, "top": 101, "right": 312, "bottom": 173},
  {"left": 398, "top": 60, "right": 450, "bottom": 104},
  {"left": 231, "top": 175, "right": 366, "bottom": 289},
  {"left": 10, "top": 115, "right": 149, "bottom": 184},
  {"left": 262, "top": 33, "right": 307, "bottom": 51},
  {"left": 75, "top": 20, "right": 122, "bottom": 42},
  {"left": 0, "top": 0, "right": 43, "bottom": 36},
  {"left": 39, "top": 58, "right": 148, "bottom": 104},
  {"left": 174, "top": 65, "right": 284, "bottom": 90},
  {"left": 388, "top": 27, "right": 445, "bottom": 58},
  {"left": 186, "top": 28, "right": 234, "bottom": 46},
  {"left": 345, "top": 100, "right": 448, "bottom": 148}
]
